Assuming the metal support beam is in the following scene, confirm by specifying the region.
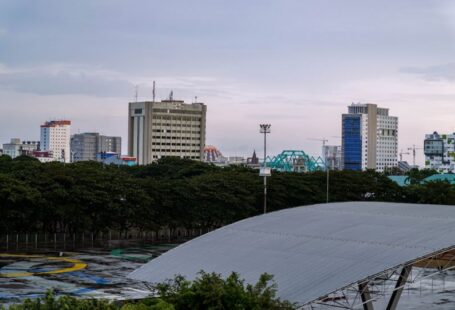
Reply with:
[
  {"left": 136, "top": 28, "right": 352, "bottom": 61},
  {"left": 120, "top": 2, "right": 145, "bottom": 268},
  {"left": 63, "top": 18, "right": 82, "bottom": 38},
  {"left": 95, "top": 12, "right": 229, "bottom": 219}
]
[
  {"left": 386, "top": 265, "right": 412, "bottom": 310},
  {"left": 358, "top": 281, "right": 374, "bottom": 310}
]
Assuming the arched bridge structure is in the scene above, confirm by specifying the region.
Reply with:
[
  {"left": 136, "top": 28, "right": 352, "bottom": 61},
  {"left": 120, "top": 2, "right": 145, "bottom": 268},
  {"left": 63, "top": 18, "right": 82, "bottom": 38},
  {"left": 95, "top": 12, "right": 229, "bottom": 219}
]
[
  {"left": 130, "top": 202, "right": 455, "bottom": 309},
  {"left": 266, "top": 150, "right": 326, "bottom": 172}
]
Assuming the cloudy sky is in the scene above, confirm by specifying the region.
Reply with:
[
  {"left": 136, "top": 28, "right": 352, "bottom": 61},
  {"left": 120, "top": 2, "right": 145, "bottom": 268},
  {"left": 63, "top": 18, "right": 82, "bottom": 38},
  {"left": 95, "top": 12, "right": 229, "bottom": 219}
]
[{"left": 1, "top": 0, "right": 455, "bottom": 164}]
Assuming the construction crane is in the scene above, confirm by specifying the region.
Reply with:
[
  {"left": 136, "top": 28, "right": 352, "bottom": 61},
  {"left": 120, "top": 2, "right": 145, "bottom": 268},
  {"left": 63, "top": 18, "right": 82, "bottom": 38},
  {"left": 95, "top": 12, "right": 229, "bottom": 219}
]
[
  {"left": 307, "top": 137, "right": 328, "bottom": 150},
  {"left": 407, "top": 145, "right": 423, "bottom": 167},
  {"left": 399, "top": 150, "right": 410, "bottom": 162}
]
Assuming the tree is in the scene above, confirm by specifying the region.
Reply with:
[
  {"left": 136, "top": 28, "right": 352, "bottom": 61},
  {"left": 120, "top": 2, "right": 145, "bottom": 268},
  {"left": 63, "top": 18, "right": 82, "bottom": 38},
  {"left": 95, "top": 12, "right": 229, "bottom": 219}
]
[{"left": 153, "top": 272, "right": 295, "bottom": 310}]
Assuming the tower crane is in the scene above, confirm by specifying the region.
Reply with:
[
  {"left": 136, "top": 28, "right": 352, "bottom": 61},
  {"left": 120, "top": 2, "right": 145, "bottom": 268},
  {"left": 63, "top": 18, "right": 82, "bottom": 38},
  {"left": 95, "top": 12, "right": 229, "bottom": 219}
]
[
  {"left": 399, "top": 150, "right": 410, "bottom": 162},
  {"left": 407, "top": 145, "right": 423, "bottom": 167}
]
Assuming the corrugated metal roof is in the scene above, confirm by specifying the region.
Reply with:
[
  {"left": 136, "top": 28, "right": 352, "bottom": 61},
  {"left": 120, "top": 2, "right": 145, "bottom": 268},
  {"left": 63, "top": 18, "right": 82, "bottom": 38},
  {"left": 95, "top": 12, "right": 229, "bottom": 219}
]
[{"left": 129, "top": 202, "right": 455, "bottom": 305}]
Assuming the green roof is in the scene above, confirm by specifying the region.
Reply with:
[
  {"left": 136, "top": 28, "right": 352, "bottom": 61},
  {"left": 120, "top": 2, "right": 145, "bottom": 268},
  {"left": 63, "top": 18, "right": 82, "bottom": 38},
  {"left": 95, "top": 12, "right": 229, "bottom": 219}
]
[
  {"left": 423, "top": 174, "right": 455, "bottom": 184},
  {"left": 388, "top": 175, "right": 410, "bottom": 187}
]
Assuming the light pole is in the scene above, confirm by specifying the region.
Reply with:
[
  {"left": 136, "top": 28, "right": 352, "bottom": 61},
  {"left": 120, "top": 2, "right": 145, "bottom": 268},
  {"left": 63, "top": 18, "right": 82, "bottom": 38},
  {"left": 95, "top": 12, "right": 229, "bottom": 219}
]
[
  {"left": 259, "top": 124, "right": 271, "bottom": 214},
  {"left": 326, "top": 161, "right": 329, "bottom": 203}
]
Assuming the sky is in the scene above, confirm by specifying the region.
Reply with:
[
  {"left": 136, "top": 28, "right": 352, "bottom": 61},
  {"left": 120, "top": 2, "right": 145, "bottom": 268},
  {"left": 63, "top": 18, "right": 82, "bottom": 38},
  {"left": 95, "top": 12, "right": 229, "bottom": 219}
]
[{"left": 1, "top": 1, "right": 455, "bottom": 165}]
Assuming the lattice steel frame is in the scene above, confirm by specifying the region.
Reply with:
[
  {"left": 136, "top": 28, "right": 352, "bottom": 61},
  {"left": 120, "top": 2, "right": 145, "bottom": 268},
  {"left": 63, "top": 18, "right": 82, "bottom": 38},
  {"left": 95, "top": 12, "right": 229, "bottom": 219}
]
[
  {"left": 267, "top": 150, "right": 326, "bottom": 172},
  {"left": 299, "top": 246, "right": 455, "bottom": 310}
]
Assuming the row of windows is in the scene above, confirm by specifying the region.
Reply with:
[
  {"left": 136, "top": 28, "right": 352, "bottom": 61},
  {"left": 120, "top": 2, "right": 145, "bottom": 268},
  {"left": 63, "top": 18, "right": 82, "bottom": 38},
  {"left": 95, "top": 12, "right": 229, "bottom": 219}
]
[
  {"left": 152, "top": 142, "right": 200, "bottom": 147},
  {"left": 151, "top": 149, "right": 200, "bottom": 153},
  {"left": 152, "top": 155, "right": 200, "bottom": 159},
  {"left": 152, "top": 124, "right": 201, "bottom": 128},
  {"left": 152, "top": 136, "right": 202, "bottom": 140},
  {"left": 152, "top": 116, "right": 202, "bottom": 121},
  {"left": 152, "top": 129, "right": 201, "bottom": 134},
  {"left": 152, "top": 109, "right": 202, "bottom": 115}
]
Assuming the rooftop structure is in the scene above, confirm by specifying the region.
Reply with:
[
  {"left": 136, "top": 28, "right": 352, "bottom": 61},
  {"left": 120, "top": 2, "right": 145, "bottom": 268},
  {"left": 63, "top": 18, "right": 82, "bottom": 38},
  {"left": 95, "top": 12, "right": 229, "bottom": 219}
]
[
  {"left": 202, "top": 145, "right": 223, "bottom": 163},
  {"left": 388, "top": 175, "right": 410, "bottom": 187},
  {"left": 423, "top": 173, "right": 455, "bottom": 184},
  {"left": 130, "top": 201, "right": 455, "bottom": 308}
]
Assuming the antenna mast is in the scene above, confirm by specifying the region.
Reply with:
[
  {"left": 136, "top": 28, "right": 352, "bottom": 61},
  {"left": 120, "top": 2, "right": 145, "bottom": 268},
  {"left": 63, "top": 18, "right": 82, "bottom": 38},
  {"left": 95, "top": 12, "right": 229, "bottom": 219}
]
[
  {"left": 152, "top": 81, "right": 156, "bottom": 102},
  {"left": 134, "top": 85, "right": 138, "bottom": 102},
  {"left": 169, "top": 90, "right": 173, "bottom": 101}
]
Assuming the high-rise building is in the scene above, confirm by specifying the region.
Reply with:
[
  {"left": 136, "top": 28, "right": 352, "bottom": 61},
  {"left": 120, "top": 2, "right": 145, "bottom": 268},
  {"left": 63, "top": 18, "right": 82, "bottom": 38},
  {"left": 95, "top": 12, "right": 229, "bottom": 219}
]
[
  {"left": 341, "top": 103, "right": 398, "bottom": 171},
  {"left": 70, "top": 132, "right": 121, "bottom": 162},
  {"left": 128, "top": 99, "right": 207, "bottom": 165},
  {"left": 40, "top": 120, "right": 71, "bottom": 163},
  {"left": 424, "top": 132, "right": 455, "bottom": 172},
  {"left": 2, "top": 139, "right": 40, "bottom": 159}
]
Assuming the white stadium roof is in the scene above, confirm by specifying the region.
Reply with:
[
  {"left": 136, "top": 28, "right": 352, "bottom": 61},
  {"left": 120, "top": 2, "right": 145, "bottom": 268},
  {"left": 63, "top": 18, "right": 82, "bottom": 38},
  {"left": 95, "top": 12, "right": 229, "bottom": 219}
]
[{"left": 129, "top": 202, "right": 455, "bottom": 306}]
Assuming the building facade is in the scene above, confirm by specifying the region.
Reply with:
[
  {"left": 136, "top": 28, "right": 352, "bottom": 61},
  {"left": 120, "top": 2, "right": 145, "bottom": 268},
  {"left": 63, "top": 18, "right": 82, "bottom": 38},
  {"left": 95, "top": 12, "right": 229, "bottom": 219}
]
[
  {"left": 70, "top": 132, "right": 121, "bottom": 162},
  {"left": 40, "top": 120, "right": 71, "bottom": 163},
  {"left": 342, "top": 103, "right": 398, "bottom": 171},
  {"left": 128, "top": 99, "right": 207, "bottom": 165},
  {"left": 424, "top": 132, "right": 455, "bottom": 172},
  {"left": 2, "top": 139, "right": 40, "bottom": 159},
  {"left": 323, "top": 145, "right": 342, "bottom": 170}
]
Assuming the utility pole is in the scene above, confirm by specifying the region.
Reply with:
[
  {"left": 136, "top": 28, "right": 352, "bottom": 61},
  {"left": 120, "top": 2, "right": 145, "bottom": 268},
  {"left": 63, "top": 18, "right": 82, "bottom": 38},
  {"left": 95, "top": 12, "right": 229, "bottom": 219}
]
[{"left": 259, "top": 124, "right": 271, "bottom": 214}]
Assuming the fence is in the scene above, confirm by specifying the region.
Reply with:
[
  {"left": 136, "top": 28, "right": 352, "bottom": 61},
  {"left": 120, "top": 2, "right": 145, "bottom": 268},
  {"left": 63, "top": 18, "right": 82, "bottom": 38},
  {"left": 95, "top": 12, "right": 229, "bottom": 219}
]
[{"left": 0, "top": 228, "right": 210, "bottom": 251}]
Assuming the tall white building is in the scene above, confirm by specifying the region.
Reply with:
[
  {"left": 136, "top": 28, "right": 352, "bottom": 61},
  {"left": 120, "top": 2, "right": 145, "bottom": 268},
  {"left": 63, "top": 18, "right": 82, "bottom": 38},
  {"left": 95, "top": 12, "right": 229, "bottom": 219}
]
[
  {"left": 40, "top": 120, "right": 71, "bottom": 163},
  {"left": 424, "top": 132, "right": 455, "bottom": 172},
  {"left": 128, "top": 99, "right": 207, "bottom": 165},
  {"left": 342, "top": 103, "right": 398, "bottom": 171}
]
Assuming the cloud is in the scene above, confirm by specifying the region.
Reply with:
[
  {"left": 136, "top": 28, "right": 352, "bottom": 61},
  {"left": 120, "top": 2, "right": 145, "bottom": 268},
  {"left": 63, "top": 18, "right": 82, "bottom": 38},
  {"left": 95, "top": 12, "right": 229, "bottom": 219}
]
[
  {"left": 400, "top": 63, "right": 455, "bottom": 82},
  {"left": 0, "top": 64, "right": 134, "bottom": 97}
]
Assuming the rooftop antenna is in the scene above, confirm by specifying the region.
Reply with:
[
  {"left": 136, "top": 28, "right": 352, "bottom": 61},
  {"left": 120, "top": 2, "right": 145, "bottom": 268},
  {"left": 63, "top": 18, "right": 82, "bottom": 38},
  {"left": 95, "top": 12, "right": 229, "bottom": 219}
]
[
  {"left": 194, "top": 96, "right": 198, "bottom": 103},
  {"left": 152, "top": 81, "right": 156, "bottom": 102},
  {"left": 169, "top": 90, "right": 173, "bottom": 101},
  {"left": 134, "top": 85, "right": 138, "bottom": 102}
]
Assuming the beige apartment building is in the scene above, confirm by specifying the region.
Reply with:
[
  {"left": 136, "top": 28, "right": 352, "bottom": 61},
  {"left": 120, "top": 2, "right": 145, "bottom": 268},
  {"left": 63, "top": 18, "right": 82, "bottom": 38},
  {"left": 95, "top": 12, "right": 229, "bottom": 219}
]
[{"left": 128, "top": 99, "right": 207, "bottom": 165}]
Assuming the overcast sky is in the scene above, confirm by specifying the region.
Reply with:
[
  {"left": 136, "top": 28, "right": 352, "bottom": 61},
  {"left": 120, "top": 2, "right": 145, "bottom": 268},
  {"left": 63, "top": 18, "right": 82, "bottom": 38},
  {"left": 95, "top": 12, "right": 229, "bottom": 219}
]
[{"left": 1, "top": 0, "right": 455, "bottom": 164}]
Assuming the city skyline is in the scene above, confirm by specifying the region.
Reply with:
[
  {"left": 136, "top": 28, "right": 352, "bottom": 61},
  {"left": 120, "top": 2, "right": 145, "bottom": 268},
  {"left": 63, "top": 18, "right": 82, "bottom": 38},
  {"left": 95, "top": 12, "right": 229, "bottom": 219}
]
[{"left": 2, "top": 1, "right": 455, "bottom": 164}]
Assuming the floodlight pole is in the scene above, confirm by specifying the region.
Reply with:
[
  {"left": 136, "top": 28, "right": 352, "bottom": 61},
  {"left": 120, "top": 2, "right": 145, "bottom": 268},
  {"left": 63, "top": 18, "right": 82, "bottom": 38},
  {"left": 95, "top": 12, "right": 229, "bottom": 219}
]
[
  {"left": 326, "top": 163, "right": 329, "bottom": 203},
  {"left": 260, "top": 124, "right": 271, "bottom": 214}
]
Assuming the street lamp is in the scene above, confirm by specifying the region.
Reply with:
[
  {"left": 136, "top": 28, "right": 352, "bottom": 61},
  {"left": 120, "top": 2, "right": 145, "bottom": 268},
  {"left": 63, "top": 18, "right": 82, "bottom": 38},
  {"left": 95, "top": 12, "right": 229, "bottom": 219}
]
[{"left": 259, "top": 124, "right": 271, "bottom": 214}]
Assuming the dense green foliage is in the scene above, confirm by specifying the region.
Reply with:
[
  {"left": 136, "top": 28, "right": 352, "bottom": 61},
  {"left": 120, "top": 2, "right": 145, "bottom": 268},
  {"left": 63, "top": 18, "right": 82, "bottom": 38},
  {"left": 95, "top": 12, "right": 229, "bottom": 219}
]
[
  {"left": 0, "top": 155, "right": 452, "bottom": 234},
  {"left": 6, "top": 272, "right": 294, "bottom": 310}
]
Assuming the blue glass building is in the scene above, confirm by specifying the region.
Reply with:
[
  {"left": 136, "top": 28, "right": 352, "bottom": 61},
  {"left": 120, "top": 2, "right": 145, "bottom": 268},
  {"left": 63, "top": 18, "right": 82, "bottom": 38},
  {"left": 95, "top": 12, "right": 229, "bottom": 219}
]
[{"left": 342, "top": 114, "right": 362, "bottom": 171}]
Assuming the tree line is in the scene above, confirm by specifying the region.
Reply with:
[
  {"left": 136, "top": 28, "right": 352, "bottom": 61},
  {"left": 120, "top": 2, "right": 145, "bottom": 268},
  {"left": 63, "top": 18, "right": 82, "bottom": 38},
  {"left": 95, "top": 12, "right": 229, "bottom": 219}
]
[{"left": 0, "top": 154, "right": 452, "bottom": 234}]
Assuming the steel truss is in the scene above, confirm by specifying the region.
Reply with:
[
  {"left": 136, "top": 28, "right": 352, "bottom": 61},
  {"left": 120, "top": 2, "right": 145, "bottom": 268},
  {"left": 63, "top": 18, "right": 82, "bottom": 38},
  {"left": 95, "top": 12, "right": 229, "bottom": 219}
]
[
  {"left": 299, "top": 247, "right": 455, "bottom": 310},
  {"left": 266, "top": 150, "right": 326, "bottom": 172}
]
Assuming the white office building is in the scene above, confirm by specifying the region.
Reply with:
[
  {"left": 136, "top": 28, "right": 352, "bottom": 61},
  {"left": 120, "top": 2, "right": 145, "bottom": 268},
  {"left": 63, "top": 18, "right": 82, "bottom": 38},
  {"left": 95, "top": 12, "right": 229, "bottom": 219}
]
[
  {"left": 128, "top": 99, "right": 206, "bottom": 165},
  {"left": 40, "top": 120, "right": 71, "bottom": 163},
  {"left": 2, "top": 139, "right": 40, "bottom": 159},
  {"left": 342, "top": 103, "right": 398, "bottom": 171}
]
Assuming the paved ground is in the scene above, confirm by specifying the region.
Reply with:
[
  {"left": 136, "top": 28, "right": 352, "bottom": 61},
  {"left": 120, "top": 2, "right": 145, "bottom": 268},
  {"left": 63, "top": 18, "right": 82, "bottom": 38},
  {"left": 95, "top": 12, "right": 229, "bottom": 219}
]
[
  {"left": 0, "top": 244, "right": 177, "bottom": 305},
  {"left": 1, "top": 245, "right": 455, "bottom": 309}
]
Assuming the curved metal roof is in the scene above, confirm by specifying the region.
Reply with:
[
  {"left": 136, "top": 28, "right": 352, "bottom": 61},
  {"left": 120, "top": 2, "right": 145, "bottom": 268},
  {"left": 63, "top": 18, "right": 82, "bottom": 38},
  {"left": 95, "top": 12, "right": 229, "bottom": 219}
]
[{"left": 129, "top": 202, "right": 455, "bottom": 305}]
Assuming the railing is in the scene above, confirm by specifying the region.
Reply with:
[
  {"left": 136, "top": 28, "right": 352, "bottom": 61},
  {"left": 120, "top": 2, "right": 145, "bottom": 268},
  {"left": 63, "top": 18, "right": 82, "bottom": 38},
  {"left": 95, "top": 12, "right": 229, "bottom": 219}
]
[{"left": 0, "top": 228, "right": 210, "bottom": 251}]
